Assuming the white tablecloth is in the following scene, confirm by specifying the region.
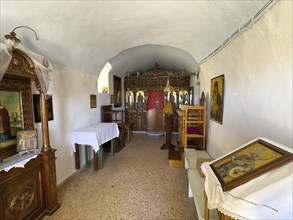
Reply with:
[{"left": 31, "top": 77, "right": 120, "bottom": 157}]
[
  {"left": 201, "top": 137, "right": 293, "bottom": 220},
  {"left": 0, "top": 150, "right": 41, "bottom": 172},
  {"left": 71, "top": 123, "right": 120, "bottom": 153}
]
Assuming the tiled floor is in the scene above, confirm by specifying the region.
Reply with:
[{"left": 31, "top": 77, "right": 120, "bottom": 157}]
[{"left": 44, "top": 133, "right": 197, "bottom": 220}]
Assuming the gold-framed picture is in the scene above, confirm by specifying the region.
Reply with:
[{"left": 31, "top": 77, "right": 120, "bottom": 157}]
[
  {"left": 210, "top": 139, "right": 293, "bottom": 191},
  {"left": 16, "top": 129, "right": 38, "bottom": 153},
  {"left": 113, "top": 75, "right": 121, "bottom": 107},
  {"left": 90, "top": 94, "right": 96, "bottom": 108},
  {"left": 33, "top": 94, "right": 53, "bottom": 123},
  {"left": 210, "top": 74, "right": 224, "bottom": 124}
]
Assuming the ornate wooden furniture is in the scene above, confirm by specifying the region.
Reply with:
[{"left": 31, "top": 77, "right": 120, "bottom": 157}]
[
  {"left": 125, "top": 109, "right": 147, "bottom": 131},
  {"left": 0, "top": 47, "right": 60, "bottom": 219},
  {"left": 178, "top": 92, "right": 206, "bottom": 150},
  {"left": 124, "top": 64, "right": 194, "bottom": 132}
]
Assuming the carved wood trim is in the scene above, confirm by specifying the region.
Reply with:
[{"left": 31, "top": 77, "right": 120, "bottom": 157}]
[
  {"left": 124, "top": 69, "right": 191, "bottom": 91},
  {"left": 5, "top": 48, "right": 36, "bottom": 79},
  {"left": 0, "top": 155, "right": 43, "bottom": 220},
  {"left": 10, "top": 187, "right": 35, "bottom": 215},
  {"left": 0, "top": 77, "right": 34, "bottom": 130},
  {"left": 41, "top": 150, "right": 60, "bottom": 214}
]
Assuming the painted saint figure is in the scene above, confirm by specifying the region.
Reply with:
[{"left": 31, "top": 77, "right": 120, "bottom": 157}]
[
  {"left": 137, "top": 92, "right": 144, "bottom": 108},
  {"left": 210, "top": 81, "right": 222, "bottom": 122}
]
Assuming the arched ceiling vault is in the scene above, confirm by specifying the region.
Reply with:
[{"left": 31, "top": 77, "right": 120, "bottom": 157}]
[
  {"left": 109, "top": 44, "right": 199, "bottom": 76},
  {"left": 1, "top": 1, "right": 271, "bottom": 78}
]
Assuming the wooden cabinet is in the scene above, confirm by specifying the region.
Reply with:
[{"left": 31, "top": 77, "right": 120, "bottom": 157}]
[
  {"left": 0, "top": 156, "right": 43, "bottom": 220},
  {"left": 0, "top": 46, "right": 60, "bottom": 220}
]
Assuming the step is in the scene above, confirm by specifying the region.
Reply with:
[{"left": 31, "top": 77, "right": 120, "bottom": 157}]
[{"left": 168, "top": 150, "right": 184, "bottom": 168}]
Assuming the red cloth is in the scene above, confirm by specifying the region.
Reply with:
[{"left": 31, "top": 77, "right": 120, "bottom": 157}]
[
  {"left": 187, "top": 127, "right": 202, "bottom": 135},
  {"left": 147, "top": 90, "right": 164, "bottom": 110}
]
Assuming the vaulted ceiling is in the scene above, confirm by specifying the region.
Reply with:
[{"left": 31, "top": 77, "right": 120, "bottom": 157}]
[{"left": 1, "top": 1, "right": 270, "bottom": 77}]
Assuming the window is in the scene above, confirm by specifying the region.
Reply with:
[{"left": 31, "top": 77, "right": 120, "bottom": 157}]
[{"left": 98, "top": 62, "right": 112, "bottom": 94}]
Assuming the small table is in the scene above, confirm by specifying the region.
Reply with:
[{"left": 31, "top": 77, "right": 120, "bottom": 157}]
[{"left": 71, "top": 123, "right": 119, "bottom": 171}]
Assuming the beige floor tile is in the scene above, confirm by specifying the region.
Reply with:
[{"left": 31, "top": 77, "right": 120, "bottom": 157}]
[{"left": 43, "top": 134, "right": 197, "bottom": 220}]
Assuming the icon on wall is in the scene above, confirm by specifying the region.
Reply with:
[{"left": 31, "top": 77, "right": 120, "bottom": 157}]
[
  {"left": 210, "top": 74, "right": 224, "bottom": 124},
  {"left": 113, "top": 75, "right": 122, "bottom": 107},
  {"left": 33, "top": 94, "right": 54, "bottom": 123},
  {"left": 90, "top": 94, "right": 97, "bottom": 108}
]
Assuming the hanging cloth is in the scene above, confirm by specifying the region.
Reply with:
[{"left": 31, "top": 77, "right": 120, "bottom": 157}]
[
  {"left": 0, "top": 39, "right": 52, "bottom": 97},
  {"left": 0, "top": 40, "right": 13, "bottom": 81}
]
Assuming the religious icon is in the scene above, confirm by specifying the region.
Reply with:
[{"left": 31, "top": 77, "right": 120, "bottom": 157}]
[{"left": 210, "top": 75, "right": 224, "bottom": 124}]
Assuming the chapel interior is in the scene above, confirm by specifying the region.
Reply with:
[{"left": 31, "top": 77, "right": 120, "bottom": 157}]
[{"left": 0, "top": 1, "right": 292, "bottom": 220}]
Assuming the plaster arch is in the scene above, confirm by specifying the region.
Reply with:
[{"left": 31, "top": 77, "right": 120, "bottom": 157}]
[
  {"left": 108, "top": 44, "right": 200, "bottom": 77},
  {"left": 98, "top": 44, "right": 200, "bottom": 94}
]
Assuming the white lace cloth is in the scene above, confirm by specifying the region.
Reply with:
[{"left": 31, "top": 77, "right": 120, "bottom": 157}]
[
  {"left": 0, "top": 40, "right": 13, "bottom": 80},
  {"left": 0, "top": 150, "right": 41, "bottom": 172},
  {"left": 0, "top": 40, "right": 52, "bottom": 96},
  {"left": 71, "top": 123, "right": 120, "bottom": 153},
  {"left": 201, "top": 137, "right": 293, "bottom": 220}
]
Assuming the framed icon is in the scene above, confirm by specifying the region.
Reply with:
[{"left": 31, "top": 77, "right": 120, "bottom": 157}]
[
  {"left": 210, "top": 139, "right": 293, "bottom": 191},
  {"left": 210, "top": 74, "right": 224, "bottom": 124},
  {"left": 90, "top": 94, "right": 97, "bottom": 108},
  {"left": 33, "top": 94, "right": 53, "bottom": 123},
  {"left": 113, "top": 75, "right": 122, "bottom": 107}
]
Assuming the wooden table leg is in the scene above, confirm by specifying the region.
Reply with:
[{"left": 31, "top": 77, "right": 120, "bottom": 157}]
[
  {"left": 93, "top": 150, "right": 99, "bottom": 171},
  {"left": 111, "top": 139, "right": 115, "bottom": 156},
  {"left": 74, "top": 143, "right": 80, "bottom": 169},
  {"left": 85, "top": 145, "right": 89, "bottom": 168},
  {"left": 99, "top": 146, "right": 104, "bottom": 169}
]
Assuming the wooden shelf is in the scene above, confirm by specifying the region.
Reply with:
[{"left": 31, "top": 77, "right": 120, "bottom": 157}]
[{"left": 178, "top": 92, "right": 206, "bottom": 150}]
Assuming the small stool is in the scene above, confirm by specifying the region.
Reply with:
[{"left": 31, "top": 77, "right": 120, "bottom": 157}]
[{"left": 123, "top": 123, "right": 131, "bottom": 142}]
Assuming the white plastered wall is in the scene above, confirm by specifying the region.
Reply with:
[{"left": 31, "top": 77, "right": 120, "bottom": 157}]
[
  {"left": 200, "top": 1, "right": 292, "bottom": 159},
  {"left": 32, "top": 65, "right": 110, "bottom": 185}
]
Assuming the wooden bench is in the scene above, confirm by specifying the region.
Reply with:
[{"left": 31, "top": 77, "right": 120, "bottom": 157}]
[{"left": 184, "top": 148, "right": 218, "bottom": 220}]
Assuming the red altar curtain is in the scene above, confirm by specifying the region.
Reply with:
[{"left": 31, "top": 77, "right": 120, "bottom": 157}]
[{"left": 147, "top": 90, "right": 164, "bottom": 110}]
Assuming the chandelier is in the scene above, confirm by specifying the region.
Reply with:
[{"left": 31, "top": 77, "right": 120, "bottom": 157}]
[{"left": 164, "top": 72, "right": 174, "bottom": 93}]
